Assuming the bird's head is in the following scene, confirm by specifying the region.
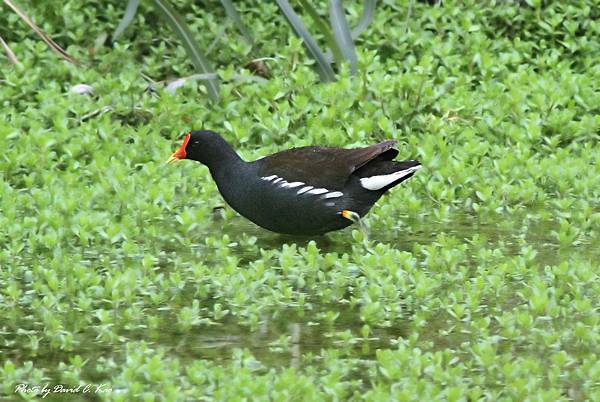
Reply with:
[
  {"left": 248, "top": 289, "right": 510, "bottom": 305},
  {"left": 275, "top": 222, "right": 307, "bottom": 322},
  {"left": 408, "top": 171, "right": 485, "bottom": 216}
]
[{"left": 167, "top": 130, "right": 231, "bottom": 167}]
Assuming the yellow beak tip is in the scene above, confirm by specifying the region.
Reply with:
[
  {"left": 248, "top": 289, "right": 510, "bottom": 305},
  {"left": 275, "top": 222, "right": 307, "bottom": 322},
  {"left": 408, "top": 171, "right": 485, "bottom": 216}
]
[{"left": 166, "top": 155, "right": 178, "bottom": 164}]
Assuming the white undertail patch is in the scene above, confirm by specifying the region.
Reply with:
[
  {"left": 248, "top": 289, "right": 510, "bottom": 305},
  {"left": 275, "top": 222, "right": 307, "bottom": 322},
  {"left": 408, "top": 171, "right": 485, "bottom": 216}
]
[{"left": 360, "top": 165, "right": 421, "bottom": 191}]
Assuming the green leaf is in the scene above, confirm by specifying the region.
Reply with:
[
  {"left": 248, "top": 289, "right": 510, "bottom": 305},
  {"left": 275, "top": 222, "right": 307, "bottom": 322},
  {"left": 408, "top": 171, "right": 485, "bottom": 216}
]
[
  {"left": 328, "top": 0, "right": 357, "bottom": 74},
  {"left": 113, "top": 0, "right": 140, "bottom": 41},
  {"left": 219, "top": 0, "right": 254, "bottom": 45},
  {"left": 151, "top": 0, "right": 219, "bottom": 101},
  {"left": 275, "top": 0, "right": 336, "bottom": 82}
]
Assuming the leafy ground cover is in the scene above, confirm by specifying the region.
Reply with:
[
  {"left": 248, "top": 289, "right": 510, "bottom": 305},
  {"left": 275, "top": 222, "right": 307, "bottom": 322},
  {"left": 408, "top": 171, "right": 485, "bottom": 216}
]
[{"left": 1, "top": 0, "right": 599, "bottom": 400}]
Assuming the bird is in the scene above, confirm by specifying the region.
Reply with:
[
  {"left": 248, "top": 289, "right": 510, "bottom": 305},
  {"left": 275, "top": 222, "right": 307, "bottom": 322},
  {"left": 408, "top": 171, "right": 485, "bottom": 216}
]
[{"left": 167, "top": 130, "right": 421, "bottom": 235}]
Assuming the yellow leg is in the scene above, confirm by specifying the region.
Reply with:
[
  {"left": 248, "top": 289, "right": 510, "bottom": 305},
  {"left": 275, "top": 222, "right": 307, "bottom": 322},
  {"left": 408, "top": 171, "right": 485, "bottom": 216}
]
[
  {"left": 341, "top": 210, "right": 368, "bottom": 238},
  {"left": 341, "top": 209, "right": 361, "bottom": 223}
]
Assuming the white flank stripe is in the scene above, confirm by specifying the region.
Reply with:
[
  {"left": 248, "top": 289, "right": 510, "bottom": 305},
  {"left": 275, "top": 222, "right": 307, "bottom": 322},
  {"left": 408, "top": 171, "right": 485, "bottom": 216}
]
[
  {"left": 264, "top": 176, "right": 343, "bottom": 198},
  {"left": 281, "top": 181, "right": 305, "bottom": 188},
  {"left": 360, "top": 165, "right": 421, "bottom": 191},
  {"left": 325, "top": 202, "right": 336, "bottom": 207},
  {"left": 307, "top": 188, "right": 328, "bottom": 195},
  {"left": 297, "top": 186, "right": 314, "bottom": 194}
]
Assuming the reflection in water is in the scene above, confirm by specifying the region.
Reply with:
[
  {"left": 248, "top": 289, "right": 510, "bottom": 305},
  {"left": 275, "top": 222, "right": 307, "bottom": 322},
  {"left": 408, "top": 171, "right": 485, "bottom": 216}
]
[
  {"left": 289, "top": 323, "right": 301, "bottom": 370},
  {"left": 146, "top": 301, "right": 407, "bottom": 369}
]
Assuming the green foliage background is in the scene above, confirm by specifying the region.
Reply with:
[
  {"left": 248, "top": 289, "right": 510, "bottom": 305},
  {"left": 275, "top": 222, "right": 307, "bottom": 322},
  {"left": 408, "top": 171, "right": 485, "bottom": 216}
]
[{"left": 1, "top": 0, "right": 599, "bottom": 400}]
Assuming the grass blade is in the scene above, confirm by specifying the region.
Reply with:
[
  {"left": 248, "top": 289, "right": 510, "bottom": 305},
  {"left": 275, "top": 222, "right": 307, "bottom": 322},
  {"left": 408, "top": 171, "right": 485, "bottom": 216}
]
[
  {"left": 113, "top": 0, "right": 140, "bottom": 41},
  {"left": 166, "top": 72, "right": 267, "bottom": 93},
  {"left": 152, "top": 0, "right": 219, "bottom": 101},
  {"left": 206, "top": 22, "right": 230, "bottom": 56},
  {"left": 351, "top": 0, "right": 377, "bottom": 39},
  {"left": 0, "top": 35, "right": 19, "bottom": 64},
  {"left": 218, "top": 0, "right": 253, "bottom": 45},
  {"left": 275, "top": 0, "right": 336, "bottom": 82},
  {"left": 323, "top": 0, "right": 376, "bottom": 63},
  {"left": 3, "top": 0, "right": 78, "bottom": 64},
  {"left": 297, "top": 0, "right": 343, "bottom": 64},
  {"left": 328, "top": 0, "right": 357, "bottom": 74}
]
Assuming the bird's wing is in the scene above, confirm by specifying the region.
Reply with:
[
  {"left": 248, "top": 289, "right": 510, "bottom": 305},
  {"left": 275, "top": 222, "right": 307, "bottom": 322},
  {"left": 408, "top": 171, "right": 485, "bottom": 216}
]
[{"left": 256, "top": 140, "right": 398, "bottom": 191}]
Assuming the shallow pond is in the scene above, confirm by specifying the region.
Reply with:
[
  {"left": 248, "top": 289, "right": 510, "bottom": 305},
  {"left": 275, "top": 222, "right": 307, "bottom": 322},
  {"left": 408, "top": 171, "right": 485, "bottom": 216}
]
[{"left": 6, "top": 207, "right": 598, "bottom": 401}]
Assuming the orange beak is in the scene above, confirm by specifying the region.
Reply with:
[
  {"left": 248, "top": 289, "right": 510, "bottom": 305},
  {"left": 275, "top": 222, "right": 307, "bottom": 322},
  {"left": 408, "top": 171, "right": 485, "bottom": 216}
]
[{"left": 166, "top": 133, "right": 191, "bottom": 164}]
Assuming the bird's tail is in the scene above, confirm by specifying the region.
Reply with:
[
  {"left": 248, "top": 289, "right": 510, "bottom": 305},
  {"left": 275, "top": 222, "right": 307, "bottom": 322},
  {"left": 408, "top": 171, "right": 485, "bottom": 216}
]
[{"left": 355, "top": 160, "right": 421, "bottom": 191}]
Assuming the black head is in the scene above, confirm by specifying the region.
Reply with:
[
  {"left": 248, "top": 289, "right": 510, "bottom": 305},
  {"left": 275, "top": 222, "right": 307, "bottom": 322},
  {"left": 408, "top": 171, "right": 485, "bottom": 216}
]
[{"left": 167, "top": 130, "right": 238, "bottom": 168}]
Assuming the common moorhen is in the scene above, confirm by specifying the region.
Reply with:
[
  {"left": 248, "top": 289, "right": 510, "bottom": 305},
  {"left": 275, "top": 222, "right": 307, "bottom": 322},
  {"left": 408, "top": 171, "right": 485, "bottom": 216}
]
[{"left": 167, "top": 130, "right": 421, "bottom": 235}]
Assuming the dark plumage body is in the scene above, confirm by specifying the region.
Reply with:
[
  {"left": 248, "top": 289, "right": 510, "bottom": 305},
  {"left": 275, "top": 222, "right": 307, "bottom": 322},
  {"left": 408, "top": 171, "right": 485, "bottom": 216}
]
[{"left": 168, "top": 130, "right": 421, "bottom": 235}]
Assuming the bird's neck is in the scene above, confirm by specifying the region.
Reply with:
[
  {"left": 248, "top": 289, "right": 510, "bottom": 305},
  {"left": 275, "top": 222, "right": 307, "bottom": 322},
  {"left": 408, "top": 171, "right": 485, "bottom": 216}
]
[
  {"left": 209, "top": 155, "right": 257, "bottom": 212},
  {"left": 194, "top": 137, "right": 245, "bottom": 173},
  {"left": 191, "top": 136, "right": 256, "bottom": 208},
  {"left": 209, "top": 151, "right": 246, "bottom": 183}
]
